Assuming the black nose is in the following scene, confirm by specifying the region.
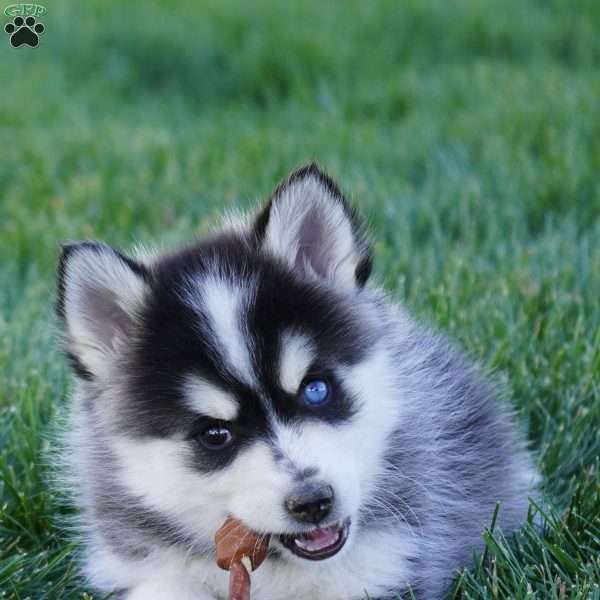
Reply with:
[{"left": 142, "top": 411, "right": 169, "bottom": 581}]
[{"left": 285, "top": 482, "right": 334, "bottom": 524}]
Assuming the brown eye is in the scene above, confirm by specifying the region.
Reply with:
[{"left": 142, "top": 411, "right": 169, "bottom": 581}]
[{"left": 198, "top": 425, "right": 234, "bottom": 450}]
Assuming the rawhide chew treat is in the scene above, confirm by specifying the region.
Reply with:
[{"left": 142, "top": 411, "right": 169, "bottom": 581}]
[
  {"left": 215, "top": 517, "right": 270, "bottom": 571},
  {"left": 228, "top": 560, "right": 251, "bottom": 600},
  {"left": 215, "top": 518, "right": 270, "bottom": 600}
]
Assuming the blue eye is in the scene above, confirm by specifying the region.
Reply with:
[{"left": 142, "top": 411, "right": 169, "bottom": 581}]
[{"left": 302, "top": 379, "right": 330, "bottom": 406}]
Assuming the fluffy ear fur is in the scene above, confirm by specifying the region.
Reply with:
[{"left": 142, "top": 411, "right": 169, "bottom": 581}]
[
  {"left": 57, "top": 242, "right": 150, "bottom": 378},
  {"left": 254, "top": 163, "right": 372, "bottom": 289}
]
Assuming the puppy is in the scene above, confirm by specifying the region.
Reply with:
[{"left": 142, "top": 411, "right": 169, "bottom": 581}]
[{"left": 56, "top": 164, "right": 536, "bottom": 599}]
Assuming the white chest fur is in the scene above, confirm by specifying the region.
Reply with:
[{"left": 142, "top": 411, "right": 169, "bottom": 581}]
[{"left": 113, "top": 526, "right": 414, "bottom": 600}]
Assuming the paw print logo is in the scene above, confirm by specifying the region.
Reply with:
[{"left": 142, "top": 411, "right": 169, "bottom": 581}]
[{"left": 4, "top": 15, "right": 45, "bottom": 47}]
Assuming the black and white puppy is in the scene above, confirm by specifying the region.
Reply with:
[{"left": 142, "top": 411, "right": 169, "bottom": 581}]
[{"left": 56, "top": 164, "right": 536, "bottom": 599}]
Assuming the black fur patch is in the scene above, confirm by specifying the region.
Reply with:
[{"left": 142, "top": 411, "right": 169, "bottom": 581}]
[
  {"left": 57, "top": 168, "right": 376, "bottom": 475},
  {"left": 119, "top": 231, "right": 373, "bottom": 472}
]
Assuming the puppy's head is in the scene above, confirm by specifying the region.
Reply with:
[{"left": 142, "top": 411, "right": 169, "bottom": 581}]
[{"left": 58, "top": 164, "right": 399, "bottom": 562}]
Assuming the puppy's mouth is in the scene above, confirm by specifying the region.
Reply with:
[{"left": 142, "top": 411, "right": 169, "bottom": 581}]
[{"left": 279, "top": 519, "right": 350, "bottom": 560}]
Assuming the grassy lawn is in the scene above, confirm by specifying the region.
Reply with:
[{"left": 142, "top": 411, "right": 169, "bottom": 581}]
[{"left": 1, "top": 0, "right": 599, "bottom": 598}]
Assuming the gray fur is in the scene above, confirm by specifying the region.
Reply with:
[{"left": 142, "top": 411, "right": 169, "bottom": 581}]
[{"left": 358, "top": 293, "right": 535, "bottom": 598}]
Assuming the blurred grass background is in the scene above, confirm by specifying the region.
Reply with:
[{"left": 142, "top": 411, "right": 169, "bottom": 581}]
[{"left": 1, "top": 0, "right": 599, "bottom": 598}]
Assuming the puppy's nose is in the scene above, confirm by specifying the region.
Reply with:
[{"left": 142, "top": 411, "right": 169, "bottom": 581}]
[{"left": 285, "top": 482, "right": 334, "bottom": 524}]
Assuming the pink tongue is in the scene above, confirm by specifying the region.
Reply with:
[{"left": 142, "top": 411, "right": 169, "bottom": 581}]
[{"left": 295, "top": 525, "right": 340, "bottom": 552}]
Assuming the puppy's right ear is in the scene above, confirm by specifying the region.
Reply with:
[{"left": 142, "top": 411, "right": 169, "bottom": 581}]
[
  {"left": 57, "top": 242, "right": 150, "bottom": 379},
  {"left": 251, "top": 163, "right": 372, "bottom": 289}
]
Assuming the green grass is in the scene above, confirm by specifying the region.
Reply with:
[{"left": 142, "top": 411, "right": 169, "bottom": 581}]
[{"left": 1, "top": 0, "right": 599, "bottom": 598}]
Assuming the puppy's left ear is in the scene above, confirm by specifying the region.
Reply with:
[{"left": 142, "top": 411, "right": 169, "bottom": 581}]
[{"left": 253, "top": 163, "right": 372, "bottom": 289}]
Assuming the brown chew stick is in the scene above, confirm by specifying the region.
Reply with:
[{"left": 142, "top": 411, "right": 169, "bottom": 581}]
[
  {"left": 215, "top": 517, "right": 270, "bottom": 600},
  {"left": 228, "top": 561, "right": 251, "bottom": 600}
]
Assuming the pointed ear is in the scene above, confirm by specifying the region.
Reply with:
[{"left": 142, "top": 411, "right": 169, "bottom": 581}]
[
  {"left": 56, "top": 242, "right": 150, "bottom": 378},
  {"left": 253, "top": 164, "right": 372, "bottom": 289}
]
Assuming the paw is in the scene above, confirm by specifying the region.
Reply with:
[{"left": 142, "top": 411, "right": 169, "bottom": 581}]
[{"left": 4, "top": 16, "right": 45, "bottom": 47}]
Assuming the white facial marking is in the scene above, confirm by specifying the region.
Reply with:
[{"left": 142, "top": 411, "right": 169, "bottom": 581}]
[
  {"left": 182, "top": 376, "right": 239, "bottom": 421},
  {"left": 86, "top": 341, "right": 413, "bottom": 599},
  {"left": 112, "top": 436, "right": 239, "bottom": 540},
  {"left": 112, "top": 435, "right": 293, "bottom": 537},
  {"left": 197, "top": 276, "right": 256, "bottom": 385},
  {"left": 273, "top": 344, "right": 400, "bottom": 521},
  {"left": 278, "top": 331, "right": 315, "bottom": 394},
  {"left": 113, "top": 437, "right": 198, "bottom": 516}
]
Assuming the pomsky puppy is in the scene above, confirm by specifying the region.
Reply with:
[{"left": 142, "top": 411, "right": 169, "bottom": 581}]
[{"left": 56, "top": 164, "right": 536, "bottom": 599}]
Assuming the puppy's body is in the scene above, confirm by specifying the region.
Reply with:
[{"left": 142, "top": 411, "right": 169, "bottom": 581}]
[{"left": 57, "top": 165, "right": 536, "bottom": 599}]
